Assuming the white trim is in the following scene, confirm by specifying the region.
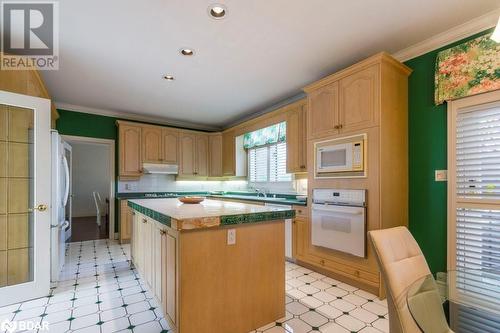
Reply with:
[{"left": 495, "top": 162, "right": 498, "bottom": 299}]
[
  {"left": 393, "top": 9, "right": 500, "bottom": 62},
  {"left": 55, "top": 102, "right": 221, "bottom": 132},
  {"left": 62, "top": 135, "right": 116, "bottom": 242}
]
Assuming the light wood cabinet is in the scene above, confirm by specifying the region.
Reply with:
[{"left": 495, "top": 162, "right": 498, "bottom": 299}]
[
  {"left": 195, "top": 134, "right": 209, "bottom": 177},
  {"left": 142, "top": 126, "right": 163, "bottom": 163},
  {"left": 179, "top": 132, "right": 209, "bottom": 177},
  {"left": 131, "top": 214, "right": 178, "bottom": 328},
  {"left": 162, "top": 129, "right": 179, "bottom": 164},
  {"left": 302, "top": 52, "right": 412, "bottom": 297},
  {"left": 286, "top": 102, "right": 307, "bottom": 173},
  {"left": 179, "top": 132, "right": 196, "bottom": 176},
  {"left": 117, "top": 122, "right": 142, "bottom": 179},
  {"left": 293, "top": 217, "right": 307, "bottom": 260},
  {"left": 164, "top": 231, "right": 177, "bottom": 325},
  {"left": 306, "top": 64, "right": 379, "bottom": 139},
  {"left": 339, "top": 64, "right": 379, "bottom": 132},
  {"left": 222, "top": 130, "right": 235, "bottom": 176},
  {"left": 119, "top": 200, "right": 132, "bottom": 243},
  {"left": 209, "top": 134, "right": 223, "bottom": 177},
  {"left": 307, "top": 82, "right": 339, "bottom": 139}
]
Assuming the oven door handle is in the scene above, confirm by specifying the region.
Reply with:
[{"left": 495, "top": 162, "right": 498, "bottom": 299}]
[{"left": 312, "top": 204, "right": 364, "bottom": 215}]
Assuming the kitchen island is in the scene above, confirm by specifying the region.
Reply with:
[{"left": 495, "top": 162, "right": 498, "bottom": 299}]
[{"left": 128, "top": 198, "right": 295, "bottom": 333}]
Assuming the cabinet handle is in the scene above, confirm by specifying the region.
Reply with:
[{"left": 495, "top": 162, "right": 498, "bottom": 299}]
[
  {"left": 300, "top": 165, "right": 306, "bottom": 169},
  {"left": 159, "top": 230, "right": 166, "bottom": 235},
  {"left": 297, "top": 210, "right": 302, "bottom": 214},
  {"left": 339, "top": 124, "right": 343, "bottom": 129},
  {"left": 354, "top": 270, "right": 360, "bottom": 277},
  {"left": 334, "top": 125, "right": 340, "bottom": 129},
  {"left": 142, "top": 219, "right": 147, "bottom": 224},
  {"left": 320, "top": 259, "right": 325, "bottom": 265}
]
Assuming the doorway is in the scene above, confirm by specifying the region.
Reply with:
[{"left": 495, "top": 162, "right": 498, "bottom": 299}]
[{"left": 63, "top": 136, "right": 115, "bottom": 242}]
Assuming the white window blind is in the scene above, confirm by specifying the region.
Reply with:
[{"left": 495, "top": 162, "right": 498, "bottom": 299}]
[
  {"left": 451, "top": 100, "right": 500, "bottom": 314},
  {"left": 456, "top": 106, "right": 500, "bottom": 199},
  {"left": 248, "top": 142, "right": 291, "bottom": 183}
]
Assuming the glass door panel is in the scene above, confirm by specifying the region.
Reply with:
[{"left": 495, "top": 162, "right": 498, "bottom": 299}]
[{"left": 0, "top": 91, "right": 51, "bottom": 306}]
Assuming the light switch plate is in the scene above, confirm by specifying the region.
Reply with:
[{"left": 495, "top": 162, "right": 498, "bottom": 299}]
[
  {"left": 435, "top": 170, "right": 447, "bottom": 182},
  {"left": 227, "top": 229, "right": 236, "bottom": 245}
]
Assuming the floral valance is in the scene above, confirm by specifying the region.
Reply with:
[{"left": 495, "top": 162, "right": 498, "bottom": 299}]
[
  {"left": 435, "top": 33, "right": 500, "bottom": 105},
  {"left": 243, "top": 121, "right": 286, "bottom": 149}
]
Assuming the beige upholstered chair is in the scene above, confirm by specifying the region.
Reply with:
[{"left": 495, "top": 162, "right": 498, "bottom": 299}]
[{"left": 368, "top": 226, "right": 452, "bottom": 333}]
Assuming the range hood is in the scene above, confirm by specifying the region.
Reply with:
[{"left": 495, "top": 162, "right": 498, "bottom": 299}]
[{"left": 142, "top": 163, "right": 178, "bottom": 175}]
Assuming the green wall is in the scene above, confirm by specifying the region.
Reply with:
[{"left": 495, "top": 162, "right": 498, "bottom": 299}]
[
  {"left": 404, "top": 28, "right": 493, "bottom": 274},
  {"left": 56, "top": 109, "right": 118, "bottom": 140}
]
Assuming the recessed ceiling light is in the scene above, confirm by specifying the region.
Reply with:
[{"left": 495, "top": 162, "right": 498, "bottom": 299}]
[
  {"left": 208, "top": 4, "right": 227, "bottom": 19},
  {"left": 180, "top": 48, "right": 194, "bottom": 56},
  {"left": 163, "top": 75, "right": 175, "bottom": 81}
]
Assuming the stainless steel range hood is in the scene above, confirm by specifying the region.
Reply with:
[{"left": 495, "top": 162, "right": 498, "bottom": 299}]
[{"left": 142, "top": 163, "right": 178, "bottom": 175}]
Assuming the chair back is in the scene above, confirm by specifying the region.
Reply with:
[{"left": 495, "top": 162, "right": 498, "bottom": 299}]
[{"left": 368, "top": 226, "right": 450, "bottom": 333}]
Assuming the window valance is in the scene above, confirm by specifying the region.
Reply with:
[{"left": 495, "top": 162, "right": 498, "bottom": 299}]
[
  {"left": 435, "top": 33, "right": 500, "bottom": 105},
  {"left": 243, "top": 121, "right": 286, "bottom": 149}
]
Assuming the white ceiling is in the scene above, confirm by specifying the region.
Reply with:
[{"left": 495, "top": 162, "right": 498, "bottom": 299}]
[{"left": 43, "top": 0, "right": 500, "bottom": 130}]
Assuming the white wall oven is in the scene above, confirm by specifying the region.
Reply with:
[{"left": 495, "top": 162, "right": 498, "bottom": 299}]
[
  {"left": 311, "top": 189, "right": 367, "bottom": 258},
  {"left": 315, "top": 134, "right": 366, "bottom": 178}
]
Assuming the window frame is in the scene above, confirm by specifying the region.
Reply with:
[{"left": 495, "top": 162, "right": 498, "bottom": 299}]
[
  {"left": 247, "top": 141, "right": 291, "bottom": 184},
  {"left": 447, "top": 89, "right": 500, "bottom": 311}
]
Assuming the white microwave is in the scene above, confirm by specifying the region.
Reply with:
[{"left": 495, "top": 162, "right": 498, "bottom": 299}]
[{"left": 316, "top": 138, "right": 364, "bottom": 173}]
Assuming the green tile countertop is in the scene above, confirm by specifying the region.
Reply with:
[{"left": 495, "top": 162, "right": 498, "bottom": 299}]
[
  {"left": 128, "top": 198, "right": 295, "bottom": 231},
  {"left": 118, "top": 191, "right": 307, "bottom": 206}
]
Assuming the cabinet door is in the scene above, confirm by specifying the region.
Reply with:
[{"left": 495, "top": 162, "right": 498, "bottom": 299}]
[
  {"left": 143, "top": 219, "right": 153, "bottom": 288},
  {"left": 142, "top": 126, "right": 163, "bottom": 163},
  {"left": 307, "top": 82, "right": 339, "bottom": 139},
  {"left": 339, "top": 64, "right": 379, "bottom": 132},
  {"left": 165, "top": 233, "right": 177, "bottom": 325},
  {"left": 286, "top": 105, "right": 307, "bottom": 173},
  {"left": 209, "top": 134, "right": 223, "bottom": 177},
  {"left": 119, "top": 124, "right": 142, "bottom": 178},
  {"left": 179, "top": 133, "right": 196, "bottom": 176},
  {"left": 195, "top": 135, "right": 209, "bottom": 177},
  {"left": 293, "top": 218, "right": 307, "bottom": 259},
  {"left": 131, "top": 212, "right": 137, "bottom": 263},
  {"left": 162, "top": 129, "right": 178, "bottom": 164},
  {"left": 152, "top": 224, "right": 163, "bottom": 301},
  {"left": 222, "top": 130, "right": 235, "bottom": 176},
  {"left": 120, "top": 200, "right": 132, "bottom": 243}
]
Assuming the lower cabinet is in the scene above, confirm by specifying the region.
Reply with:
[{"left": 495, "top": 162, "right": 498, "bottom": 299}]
[
  {"left": 119, "top": 200, "right": 132, "bottom": 243},
  {"left": 131, "top": 214, "right": 178, "bottom": 328},
  {"left": 292, "top": 217, "right": 307, "bottom": 259}
]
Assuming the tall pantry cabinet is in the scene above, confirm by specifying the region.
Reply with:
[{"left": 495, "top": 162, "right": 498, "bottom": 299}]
[{"left": 301, "top": 52, "right": 411, "bottom": 297}]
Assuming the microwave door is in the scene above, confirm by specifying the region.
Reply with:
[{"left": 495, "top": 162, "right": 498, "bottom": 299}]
[{"left": 317, "top": 145, "right": 353, "bottom": 173}]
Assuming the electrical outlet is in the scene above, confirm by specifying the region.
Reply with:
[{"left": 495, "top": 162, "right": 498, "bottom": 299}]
[
  {"left": 125, "top": 183, "right": 132, "bottom": 190},
  {"left": 227, "top": 229, "right": 236, "bottom": 245},
  {"left": 435, "top": 170, "right": 448, "bottom": 182}
]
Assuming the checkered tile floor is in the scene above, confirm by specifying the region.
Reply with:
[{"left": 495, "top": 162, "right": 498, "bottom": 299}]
[{"left": 0, "top": 240, "right": 389, "bottom": 333}]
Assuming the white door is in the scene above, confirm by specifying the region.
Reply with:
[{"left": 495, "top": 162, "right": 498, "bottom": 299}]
[
  {"left": 63, "top": 142, "right": 72, "bottom": 240},
  {"left": 0, "top": 91, "right": 51, "bottom": 306}
]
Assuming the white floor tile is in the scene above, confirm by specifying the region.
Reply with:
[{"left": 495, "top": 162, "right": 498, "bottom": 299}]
[
  {"left": 335, "top": 314, "right": 366, "bottom": 332},
  {"left": 300, "top": 310, "right": 329, "bottom": 327}
]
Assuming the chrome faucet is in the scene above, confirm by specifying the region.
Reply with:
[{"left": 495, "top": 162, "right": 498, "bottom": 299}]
[{"left": 255, "top": 188, "right": 267, "bottom": 198}]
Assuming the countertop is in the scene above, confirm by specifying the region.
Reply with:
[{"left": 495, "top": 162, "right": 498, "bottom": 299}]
[
  {"left": 118, "top": 191, "right": 307, "bottom": 206},
  {"left": 128, "top": 198, "right": 295, "bottom": 231}
]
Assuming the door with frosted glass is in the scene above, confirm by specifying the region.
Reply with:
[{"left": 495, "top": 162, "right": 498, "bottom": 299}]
[{"left": 0, "top": 91, "right": 51, "bottom": 306}]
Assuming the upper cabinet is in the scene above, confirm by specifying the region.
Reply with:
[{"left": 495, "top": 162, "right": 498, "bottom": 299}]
[
  {"left": 305, "top": 61, "right": 382, "bottom": 139},
  {"left": 195, "top": 134, "right": 209, "bottom": 177},
  {"left": 339, "top": 64, "right": 379, "bottom": 132},
  {"left": 179, "top": 132, "right": 209, "bottom": 177},
  {"left": 307, "top": 82, "right": 339, "bottom": 139},
  {"left": 286, "top": 101, "right": 308, "bottom": 173},
  {"left": 179, "top": 132, "right": 196, "bottom": 176},
  {"left": 162, "top": 129, "right": 179, "bottom": 164},
  {"left": 209, "top": 134, "right": 223, "bottom": 177},
  {"left": 142, "top": 126, "right": 163, "bottom": 163},
  {"left": 118, "top": 121, "right": 142, "bottom": 179},
  {"left": 222, "top": 130, "right": 236, "bottom": 176}
]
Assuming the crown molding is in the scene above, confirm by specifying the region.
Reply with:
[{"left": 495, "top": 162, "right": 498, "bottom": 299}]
[
  {"left": 393, "top": 9, "right": 500, "bottom": 62},
  {"left": 55, "top": 102, "right": 221, "bottom": 132}
]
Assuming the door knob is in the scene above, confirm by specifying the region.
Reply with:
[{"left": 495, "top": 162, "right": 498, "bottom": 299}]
[{"left": 30, "top": 204, "right": 48, "bottom": 212}]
